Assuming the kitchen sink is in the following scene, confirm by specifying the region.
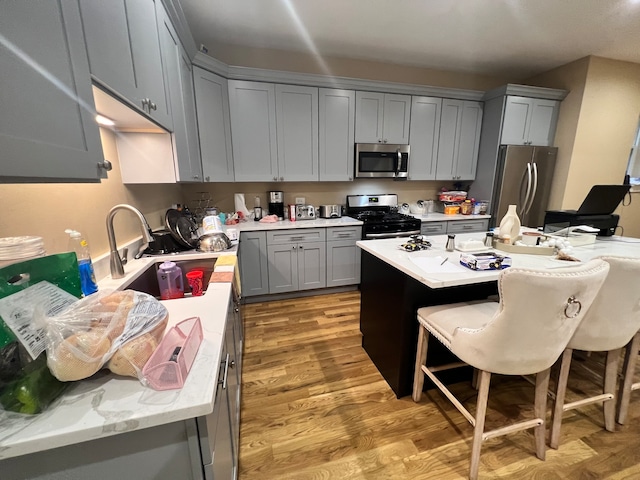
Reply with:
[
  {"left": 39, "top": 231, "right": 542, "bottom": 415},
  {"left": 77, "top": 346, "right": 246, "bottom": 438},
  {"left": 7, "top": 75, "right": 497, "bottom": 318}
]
[{"left": 122, "top": 259, "right": 215, "bottom": 299}]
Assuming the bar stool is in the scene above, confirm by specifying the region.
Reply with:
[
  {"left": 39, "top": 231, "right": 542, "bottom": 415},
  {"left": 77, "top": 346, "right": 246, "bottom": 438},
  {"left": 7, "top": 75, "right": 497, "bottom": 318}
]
[
  {"left": 550, "top": 256, "right": 640, "bottom": 448},
  {"left": 618, "top": 331, "right": 640, "bottom": 424},
  {"left": 412, "top": 259, "right": 608, "bottom": 480}
]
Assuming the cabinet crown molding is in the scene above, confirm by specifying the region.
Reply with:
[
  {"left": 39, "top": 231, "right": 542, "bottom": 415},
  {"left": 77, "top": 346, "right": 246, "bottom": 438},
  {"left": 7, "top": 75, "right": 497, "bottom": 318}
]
[
  {"left": 482, "top": 83, "right": 568, "bottom": 101},
  {"left": 193, "top": 52, "right": 484, "bottom": 101}
]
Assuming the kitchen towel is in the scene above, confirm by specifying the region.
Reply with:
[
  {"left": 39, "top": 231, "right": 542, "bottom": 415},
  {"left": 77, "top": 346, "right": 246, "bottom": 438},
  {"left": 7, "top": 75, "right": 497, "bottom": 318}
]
[{"left": 234, "top": 194, "right": 251, "bottom": 218}]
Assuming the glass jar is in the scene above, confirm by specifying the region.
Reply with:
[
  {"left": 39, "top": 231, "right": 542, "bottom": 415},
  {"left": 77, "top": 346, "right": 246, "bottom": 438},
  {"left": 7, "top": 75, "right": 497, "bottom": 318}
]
[{"left": 460, "top": 200, "right": 473, "bottom": 215}]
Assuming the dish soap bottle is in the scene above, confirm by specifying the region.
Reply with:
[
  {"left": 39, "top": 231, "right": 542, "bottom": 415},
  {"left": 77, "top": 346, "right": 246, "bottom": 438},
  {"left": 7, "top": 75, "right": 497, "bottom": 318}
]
[
  {"left": 498, "top": 205, "right": 521, "bottom": 245},
  {"left": 65, "top": 229, "right": 98, "bottom": 296}
]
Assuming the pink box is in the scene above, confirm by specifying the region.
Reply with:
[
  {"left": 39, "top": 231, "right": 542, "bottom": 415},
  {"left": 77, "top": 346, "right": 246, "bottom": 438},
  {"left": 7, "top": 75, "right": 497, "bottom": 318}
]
[{"left": 142, "top": 317, "right": 203, "bottom": 391}]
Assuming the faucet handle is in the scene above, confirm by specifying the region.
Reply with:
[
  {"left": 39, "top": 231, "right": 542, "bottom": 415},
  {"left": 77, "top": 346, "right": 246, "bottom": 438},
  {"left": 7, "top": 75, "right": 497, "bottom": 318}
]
[{"left": 121, "top": 247, "right": 128, "bottom": 266}]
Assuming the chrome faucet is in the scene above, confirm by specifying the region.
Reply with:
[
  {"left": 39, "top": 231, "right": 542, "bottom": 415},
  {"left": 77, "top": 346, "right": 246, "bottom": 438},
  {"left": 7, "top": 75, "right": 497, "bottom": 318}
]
[{"left": 106, "top": 204, "right": 154, "bottom": 279}]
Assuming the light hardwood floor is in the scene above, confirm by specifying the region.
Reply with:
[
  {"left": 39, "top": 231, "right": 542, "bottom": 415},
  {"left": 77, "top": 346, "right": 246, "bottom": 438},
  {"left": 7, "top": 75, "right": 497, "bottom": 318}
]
[{"left": 238, "top": 291, "right": 640, "bottom": 479}]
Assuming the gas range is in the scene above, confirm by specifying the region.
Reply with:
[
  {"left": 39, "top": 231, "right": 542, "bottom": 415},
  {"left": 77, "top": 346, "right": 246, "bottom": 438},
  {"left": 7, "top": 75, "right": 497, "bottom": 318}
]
[{"left": 346, "top": 194, "right": 421, "bottom": 239}]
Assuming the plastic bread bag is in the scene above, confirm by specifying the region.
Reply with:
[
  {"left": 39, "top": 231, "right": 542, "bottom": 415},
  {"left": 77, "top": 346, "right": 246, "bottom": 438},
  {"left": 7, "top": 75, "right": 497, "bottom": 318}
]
[
  {"left": 0, "top": 253, "right": 82, "bottom": 414},
  {"left": 45, "top": 290, "right": 169, "bottom": 382}
]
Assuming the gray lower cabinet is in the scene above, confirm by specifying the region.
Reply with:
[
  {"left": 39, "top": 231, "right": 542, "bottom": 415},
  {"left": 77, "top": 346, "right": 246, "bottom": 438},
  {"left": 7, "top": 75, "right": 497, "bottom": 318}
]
[
  {"left": 267, "top": 240, "right": 326, "bottom": 294},
  {"left": 420, "top": 219, "right": 489, "bottom": 235},
  {"left": 193, "top": 67, "right": 234, "bottom": 182},
  {"left": 0, "top": 0, "right": 105, "bottom": 182},
  {"left": 326, "top": 225, "right": 362, "bottom": 287},
  {"left": 239, "top": 231, "right": 269, "bottom": 297}
]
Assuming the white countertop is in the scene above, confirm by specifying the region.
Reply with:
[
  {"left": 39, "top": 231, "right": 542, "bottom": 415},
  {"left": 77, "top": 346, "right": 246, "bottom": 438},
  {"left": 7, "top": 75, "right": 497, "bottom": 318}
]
[
  {"left": 223, "top": 216, "right": 362, "bottom": 233},
  {"left": 409, "top": 213, "right": 491, "bottom": 222},
  {"left": 0, "top": 250, "right": 236, "bottom": 460},
  {"left": 357, "top": 233, "right": 640, "bottom": 289}
]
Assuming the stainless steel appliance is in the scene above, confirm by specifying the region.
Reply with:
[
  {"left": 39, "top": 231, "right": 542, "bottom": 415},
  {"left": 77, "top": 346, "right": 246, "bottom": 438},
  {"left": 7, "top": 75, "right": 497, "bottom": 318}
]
[
  {"left": 355, "top": 143, "right": 409, "bottom": 180},
  {"left": 346, "top": 194, "right": 421, "bottom": 239},
  {"left": 487, "top": 145, "right": 557, "bottom": 228},
  {"left": 268, "top": 190, "right": 284, "bottom": 220},
  {"left": 295, "top": 204, "right": 316, "bottom": 220},
  {"left": 318, "top": 204, "right": 342, "bottom": 218}
]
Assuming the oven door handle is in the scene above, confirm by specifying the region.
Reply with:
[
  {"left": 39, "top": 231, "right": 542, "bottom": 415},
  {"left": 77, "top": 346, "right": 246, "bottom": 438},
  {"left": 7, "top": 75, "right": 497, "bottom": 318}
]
[{"left": 365, "top": 229, "right": 421, "bottom": 239}]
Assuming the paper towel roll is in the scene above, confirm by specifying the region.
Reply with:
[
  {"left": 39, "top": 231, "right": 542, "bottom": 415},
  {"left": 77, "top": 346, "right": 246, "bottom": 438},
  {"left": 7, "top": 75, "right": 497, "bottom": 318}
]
[{"left": 234, "top": 193, "right": 251, "bottom": 217}]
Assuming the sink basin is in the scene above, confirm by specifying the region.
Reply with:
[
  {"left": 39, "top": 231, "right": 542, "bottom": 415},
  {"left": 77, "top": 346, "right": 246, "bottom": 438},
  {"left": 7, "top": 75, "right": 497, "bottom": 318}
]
[{"left": 122, "top": 259, "right": 215, "bottom": 299}]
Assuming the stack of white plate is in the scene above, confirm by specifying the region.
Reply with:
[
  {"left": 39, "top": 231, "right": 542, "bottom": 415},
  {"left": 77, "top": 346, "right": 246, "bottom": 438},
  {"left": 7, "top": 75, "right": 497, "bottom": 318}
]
[{"left": 0, "top": 236, "right": 46, "bottom": 267}]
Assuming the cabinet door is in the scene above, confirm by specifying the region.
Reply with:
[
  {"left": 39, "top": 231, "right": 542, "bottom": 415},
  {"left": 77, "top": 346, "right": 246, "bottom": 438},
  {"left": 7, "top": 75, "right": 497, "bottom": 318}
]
[
  {"left": 436, "top": 100, "right": 482, "bottom": 181},
  {"left": 193, "top": 67, "right": 234, "bottom": 182},
  {"left": 382, "top": 94, "right": 411, "bottom": 144},
  {"left": 355, "top": 91, "right": 384, "bottom": 143},
  {"left": 435, "top": 99, "right": 463, "bottom": 180},
  {"left": 501, "top": 96, "right": 533, "bottom": 145},
  {"left": 319, "top": 88, "right": 355, "bottom": 181},
  {"left": 0, "top": 0, "right": 104, "bottom": 181},
  {"left": 326, "top": 240, "right": 361, "bottom": 287},
  {"left": 239, "top": 232, "right": 269, "bottom": 296},
  {"left": 420, "top": 222, "right": 447, "bottom": 235},
  {"left": 157, "top": 6, "right": 202, "bottom": 182},
  {"left": 228, "top": 80, "right": 278, "bottom": 182},
  {"left": 455, "top": 101, "right": 483, "bottom": 181},
  {"left": 408, "top": 96, "right": 442, "bottom": 180},
  {"left": 528, "top": 99, "right": 559, "bottom": 146},
  {"left": 79, "top": 0, "right": 172, "bottom": 129},
  {"left": 298, "top": 241, "right": 326, "bottom": 291},
  {"left": 275, "top": 84, "right": 319, "bottom": 181},
  {"left": 447, "top": 219, "right": 489, "bottom": 234},
  {"left": 267, "top": 244, "right": 298, "bottom": 294}
]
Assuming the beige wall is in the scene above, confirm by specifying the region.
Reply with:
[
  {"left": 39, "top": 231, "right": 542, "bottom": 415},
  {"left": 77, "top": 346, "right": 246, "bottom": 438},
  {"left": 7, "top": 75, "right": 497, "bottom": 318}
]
[
  {"left": 0, "top": 128, "right": 184, "bottom": 259},
  {"left": 527, "top": 56, "right": 640, "bottom": 236},
  {"left": 208, "top": 43, "right": 510, "bottom": 91},
  {"left": 182, "top": 180, "right": 451, "bottom": 216}
]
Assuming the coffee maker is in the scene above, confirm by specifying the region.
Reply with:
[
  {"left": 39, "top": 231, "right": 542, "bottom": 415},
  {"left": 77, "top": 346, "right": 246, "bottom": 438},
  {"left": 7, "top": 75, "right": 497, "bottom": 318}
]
[{"left": 268, "top": 191, "right": 285, "bottom": 220}]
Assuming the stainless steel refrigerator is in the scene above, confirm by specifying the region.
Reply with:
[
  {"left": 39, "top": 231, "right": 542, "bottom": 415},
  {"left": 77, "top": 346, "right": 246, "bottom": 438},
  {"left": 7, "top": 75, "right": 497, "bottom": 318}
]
[{"left": 490, "top": 145, "right": 557, "bottom": 228}]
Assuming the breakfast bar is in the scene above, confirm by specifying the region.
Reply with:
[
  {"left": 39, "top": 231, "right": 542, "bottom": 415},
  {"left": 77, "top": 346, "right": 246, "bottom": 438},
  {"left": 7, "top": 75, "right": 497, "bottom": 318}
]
[{"left": 357, "top": 233, "right": 640, "bottom": 398}]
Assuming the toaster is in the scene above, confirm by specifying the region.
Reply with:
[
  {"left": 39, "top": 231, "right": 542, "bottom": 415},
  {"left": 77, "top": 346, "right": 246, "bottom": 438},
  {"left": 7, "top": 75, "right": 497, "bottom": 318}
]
[
  {"left": 295, "top": 204, "right": 316, "bottom": 220},
  {"left": 318, "top": 204, "right": 342, "bottom": 219}
]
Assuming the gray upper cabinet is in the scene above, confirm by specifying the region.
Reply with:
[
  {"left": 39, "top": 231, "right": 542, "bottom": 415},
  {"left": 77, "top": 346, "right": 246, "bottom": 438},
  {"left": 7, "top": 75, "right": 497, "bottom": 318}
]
[
  {"left": 157, "top": 5, "right": 202, "bottom": 182},
  {"left": 275, "top": 84, "right": 319, "bottom": 181},
  {"left": 501, "top": 96, "right": 559, "bottom": 146},
  {"left": 435, "top": 100, "right": 483, "bottom": 181},
  {"left": 319, "top": 88, "right": 356, "bottom": 181},
  {"left": 0, "top": 0, "right": 105, "bottom": 182},
  {"left": 355, "top": 92, "right": 411, "bottom": 144},
  {"left": 228, "top": 80, "right": 278, "bottom": 182},
  {"left": 193, "top": 67, "right": 234, "bottom": 182},
  {"left": 408, "top": 96, "right": 442, "bottom": 180},
  {"left": 78, "top": 0, "right": 172, "bottom": 130}
]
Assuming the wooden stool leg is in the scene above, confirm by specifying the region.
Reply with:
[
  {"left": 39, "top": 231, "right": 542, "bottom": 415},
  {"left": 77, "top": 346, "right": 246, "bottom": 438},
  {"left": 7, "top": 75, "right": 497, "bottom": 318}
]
[
  {"left": 469, "top": 370, "right": 491, "bottom": 480},
  {"left": 618, "top": 333, "right": 640, "bottom": 425},
  {"left": 534, "top": 368, "right": 550, "bottom": 460},
  {"left": 412, "top": 325, "right": 429, "bottom": 402},
  {"left": 603, "top": 348, "right": 621, "bottom": 432},
  {"left": 472, "top": 368, "right": 479, "bottom": 390},
  {"left": 550, "top": 349, "right": 573, "bottom": 449}
]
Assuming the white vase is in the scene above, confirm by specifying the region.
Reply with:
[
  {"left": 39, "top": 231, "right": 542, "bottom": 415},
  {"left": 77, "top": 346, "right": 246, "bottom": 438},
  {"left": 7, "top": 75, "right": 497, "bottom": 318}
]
[{"left": 498, "top": 205, "right": 521, "bottom": 244}]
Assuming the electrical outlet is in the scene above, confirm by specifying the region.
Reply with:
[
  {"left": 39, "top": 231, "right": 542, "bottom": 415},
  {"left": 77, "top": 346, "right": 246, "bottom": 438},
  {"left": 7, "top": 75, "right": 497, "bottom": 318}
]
[{"left": 295, "top": 197, "right": 305, "bottom": 205}]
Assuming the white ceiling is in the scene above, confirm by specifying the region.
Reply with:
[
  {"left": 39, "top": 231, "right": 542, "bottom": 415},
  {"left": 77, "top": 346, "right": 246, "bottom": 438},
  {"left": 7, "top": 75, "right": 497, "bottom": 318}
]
[{"left": 179, "top": 0, "right": 640, "bottom": 78}]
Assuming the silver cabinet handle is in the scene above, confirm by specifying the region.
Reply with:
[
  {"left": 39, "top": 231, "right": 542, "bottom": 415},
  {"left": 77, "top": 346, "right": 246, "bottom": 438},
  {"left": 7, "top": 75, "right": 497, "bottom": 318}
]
[
  {"left": 141, "top": 98, "right": 149, "bottom": 111},
  {"left": 149, "top": 101, "right": 157, "bottom": 111},
  {"left": 193, "top": 174, "right": 199, "bottom": 179},
  {"left": 377, "top": 139, "right": 382, "bottom": 143},
  {"left": 280, "top": 176, "right": 284, "bottom": 181},
  {"left": 218, "top": 353, "right": 230, "bottom": 389},
  {"left": 463, "top": 225, "right": 473, "bottom": 230},
  {"left": 205, "top": 176, "right": 210, "bottom": 181},
  {"left": 383, "top": 139, "right": 388, "bottom": 143},
  {"left": 299, "top": 245, "right": 303, "bottom": 249},
  {"left": 348, "top": 176, "right": 353, "bottom": 180},
  {"left": 273, "top": 176, "right": 277, "bottom": 181},
  {"left": 97, "top": 159, "right": 113, "bottom": 172},
  {"left": 292, "top": 245, "right": 297, "bottom": 250}
]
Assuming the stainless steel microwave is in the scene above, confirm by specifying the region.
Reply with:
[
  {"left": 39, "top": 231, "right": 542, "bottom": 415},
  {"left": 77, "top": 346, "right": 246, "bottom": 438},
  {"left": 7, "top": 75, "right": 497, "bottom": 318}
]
[{"left": 355, "top": 143, "right": 409, "bottom": 180}]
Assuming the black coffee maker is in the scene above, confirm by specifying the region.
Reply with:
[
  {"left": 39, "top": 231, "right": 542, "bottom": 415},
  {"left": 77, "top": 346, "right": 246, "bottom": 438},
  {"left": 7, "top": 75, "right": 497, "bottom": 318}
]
[{"left": 268, "top": 191, "right": 284, "bottom": 220}]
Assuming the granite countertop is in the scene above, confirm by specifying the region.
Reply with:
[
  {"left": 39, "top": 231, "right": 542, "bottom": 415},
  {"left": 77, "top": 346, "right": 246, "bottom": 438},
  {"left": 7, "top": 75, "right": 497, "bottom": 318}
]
[
  {"left": 0, "top": 250, "right": 236, "bottom": 460},
  {"left": 357, "top": 233, "right": 640, "bottom": 289}
]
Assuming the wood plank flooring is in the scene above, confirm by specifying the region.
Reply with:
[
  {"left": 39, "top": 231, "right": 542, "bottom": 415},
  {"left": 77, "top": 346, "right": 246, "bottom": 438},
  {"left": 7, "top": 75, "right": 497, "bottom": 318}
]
[{"left": 238, "top": 291, "right": 640, "bottom": 479}]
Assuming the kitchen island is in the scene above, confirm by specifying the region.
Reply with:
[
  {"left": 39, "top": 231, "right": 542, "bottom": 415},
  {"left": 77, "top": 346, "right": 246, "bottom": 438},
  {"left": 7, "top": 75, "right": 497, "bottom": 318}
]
[
  {"left": 357, "top": 233, "right": 640, "bottom": 397},
  {"left": 0, "top": 250, "right": 239, "bottom": 480}
]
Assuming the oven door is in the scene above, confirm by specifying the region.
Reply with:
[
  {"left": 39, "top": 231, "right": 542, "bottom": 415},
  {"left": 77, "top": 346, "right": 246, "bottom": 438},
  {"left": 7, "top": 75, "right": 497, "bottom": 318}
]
[{"left": 355, "top": 143, "right": 409, "bottom": 179}]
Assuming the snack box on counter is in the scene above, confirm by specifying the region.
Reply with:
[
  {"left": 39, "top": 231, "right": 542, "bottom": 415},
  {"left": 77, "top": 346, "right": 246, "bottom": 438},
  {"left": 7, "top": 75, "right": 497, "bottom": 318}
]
[{"left": 459, "top": 251, "right": 512, "bottom": 271}]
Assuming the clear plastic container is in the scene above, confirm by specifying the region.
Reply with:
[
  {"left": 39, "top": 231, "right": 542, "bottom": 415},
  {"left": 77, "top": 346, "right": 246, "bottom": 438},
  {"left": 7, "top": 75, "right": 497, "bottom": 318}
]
[
  {"left": 142, "top": 317, "right": 203, "bottom": 390},
  {"left": 157, "top": 261, "right": 184, "bottom": 300}
]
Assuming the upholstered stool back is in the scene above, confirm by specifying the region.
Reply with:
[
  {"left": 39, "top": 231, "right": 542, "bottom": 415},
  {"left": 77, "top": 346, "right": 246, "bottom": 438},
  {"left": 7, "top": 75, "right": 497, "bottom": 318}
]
[{"left": 451, "top": 259, "right": 610, "bottom": 376}]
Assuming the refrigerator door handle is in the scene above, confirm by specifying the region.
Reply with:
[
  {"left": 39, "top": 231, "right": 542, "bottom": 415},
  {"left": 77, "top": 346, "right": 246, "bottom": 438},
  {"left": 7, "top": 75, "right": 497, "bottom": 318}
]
[
  {"left": 525, "top": 162, "right": 539, "bottom": 216},
  {"left": 519, "top": 162, "right": 533, "bottom": 218}
]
